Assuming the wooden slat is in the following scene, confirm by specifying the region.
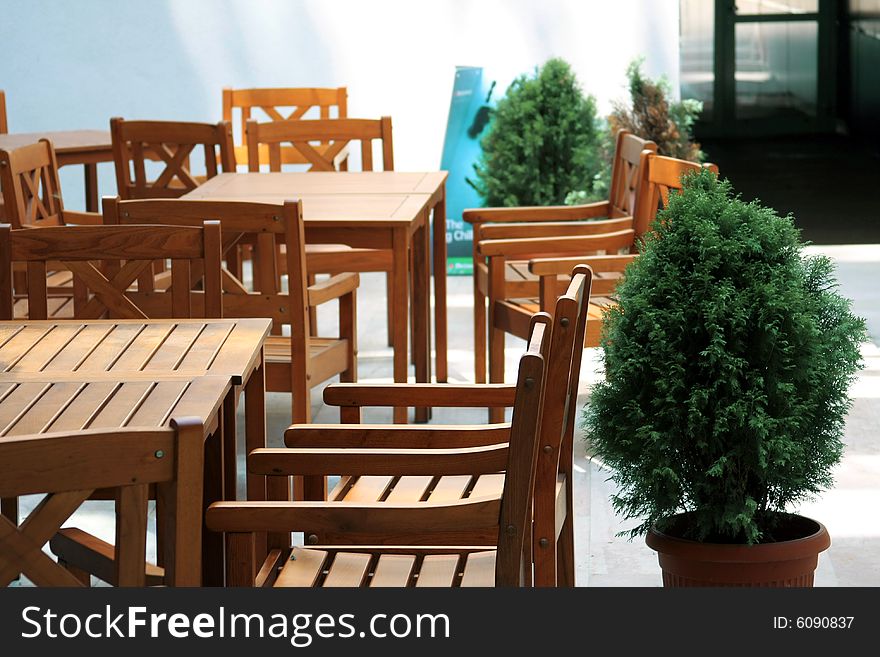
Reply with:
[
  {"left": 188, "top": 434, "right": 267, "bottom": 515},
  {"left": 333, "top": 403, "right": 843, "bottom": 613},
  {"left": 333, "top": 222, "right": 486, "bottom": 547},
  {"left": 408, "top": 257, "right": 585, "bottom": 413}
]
[
  {"left": 39, "top": 324, "right": 115, "bottom": 372},
  {"left": 274, "top": 547, "right": 328, "bottom": 587},
  {"left": 142, "top": 323, "right": 206, "bottom": 372},
  {"left": 126, "top": 380, "right": 188, "bottom": 427},
  {"left": 370, "top": 554, "right": 415, "bottom": 587},
  {"left": 384, "top": 476, "right": 433, "bottom": 503},
  {"left": 342, "top": 476, "right": 394, "bottom": 502},
  {"left": 426, "top": 475, "right": 473, "bottom": 503},
  {"left": 415, "top": 554, "right": 460, "bottom": 587},
  {"left": 0, "top": 382, "right": 49, "bottom": 434},
  {"left": 322, "top": 552, "right": 371, "bottom": 587},
  {"left": 5, "top": 324, "right": 82, "bottom": 372},
  {"left": 174, "top": 322, "right": 234, "bottom": 372},
  {"left": 75, "top": 323, "right": 147, "bottom": 372},
  {"left": 3, "top": 381, "right": 83, "bottom": 436},
  {"left": 44, "top": 382, "right": 119, "bottom": 432},
  {"left": 460, "top": 551, "right": 497, "bottom": 587},
  {"left": 469, "top": 474, "right": 505, "bottom": 499},
  {"left": 87, "top": 382, "right": 154, "bottom": 428},
  {"left": 105, "top": 324, "right": 174, "bottom": 372}
]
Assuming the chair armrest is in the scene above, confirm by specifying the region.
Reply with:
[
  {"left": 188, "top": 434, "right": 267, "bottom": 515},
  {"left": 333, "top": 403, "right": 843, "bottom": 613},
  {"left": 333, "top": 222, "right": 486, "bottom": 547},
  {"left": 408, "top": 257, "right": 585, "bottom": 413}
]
[
  {"left": 63, "top": 210, "right": 103, "bottom": 225},
  {"left": 323, "top": 383, "right": 516, "bottom": 408},
  {"left": 462, "top": 201, "right": 610, "bottom": 224},
  {"left": 248, "top": 444, "right": 508, "bottom": 477},
  {"left": 307, "top": 272, "right": 359, "bottom": 306},
  {"left": 284, "top": 423, "right": 510, "bottom": 448},
  {"left": 206, "top": 498, "right": 501, "bottom": 534},
  {"left": 477, "top": 229, "right": 635, "bottom": 258},
  {"left": 528, "top": 254, "right": 638, "bottom": 277},
  {"left": 478, "top": 217, "right": 632, "bottom": 240}
]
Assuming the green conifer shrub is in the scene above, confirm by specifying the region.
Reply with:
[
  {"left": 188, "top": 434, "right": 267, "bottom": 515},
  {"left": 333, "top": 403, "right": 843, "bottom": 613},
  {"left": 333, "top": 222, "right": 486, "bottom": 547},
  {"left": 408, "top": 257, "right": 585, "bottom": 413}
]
[
  {"left": 585, "top": 170, "right": 865, "bottom": 544},
  {"left": 470, "top": 58, "right": 602, "bottom": 207}
]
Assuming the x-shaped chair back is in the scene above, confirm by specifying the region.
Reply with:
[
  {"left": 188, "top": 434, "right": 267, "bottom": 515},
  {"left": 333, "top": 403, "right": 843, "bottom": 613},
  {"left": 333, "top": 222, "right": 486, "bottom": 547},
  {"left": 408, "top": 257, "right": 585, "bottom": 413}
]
[
  {"left": 246, "top": 116, "right": 393, "bottom": 172},
  {"left": 607, "top": 130, "right": 658, "bottom": 219},
  {"left": 104, "top": 197, "right": 308, "bottom": 331},
  {"left": 111, "top": 118, "right": 236, "bottom": 200},
  {"left": 223, "top": 86, "right": 348, "bottom": 168},
  {"left": 0, "top": 139, "right": 64, "bottom": 228},
  {"left": 0, "top": 419, "right": 203, "bottom": 587},
  {"left": 0, "top": 222, "right": 223, "bottom": 321},
  {"left": 633, "top": 151, "right": 720, "bottom": 239}
]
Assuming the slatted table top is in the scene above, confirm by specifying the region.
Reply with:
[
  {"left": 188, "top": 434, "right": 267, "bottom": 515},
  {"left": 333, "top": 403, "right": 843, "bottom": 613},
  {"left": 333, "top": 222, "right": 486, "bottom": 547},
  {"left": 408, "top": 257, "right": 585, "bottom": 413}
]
[
  {"left": 0, "top": 319, "right": 272, "bottom": 385},
  {"left": 0, "top": 375, "right": 231, "bottom": 438},
  {"left": 182, "top": 172, "right": 446, "bottom": 228}
]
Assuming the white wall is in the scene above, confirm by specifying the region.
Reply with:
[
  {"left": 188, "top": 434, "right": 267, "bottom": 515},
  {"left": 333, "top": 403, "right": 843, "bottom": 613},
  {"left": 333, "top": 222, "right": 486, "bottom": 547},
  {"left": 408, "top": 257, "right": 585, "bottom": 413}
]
[{"left": 0, "top": 0, "right": 679, "bottom": 208}]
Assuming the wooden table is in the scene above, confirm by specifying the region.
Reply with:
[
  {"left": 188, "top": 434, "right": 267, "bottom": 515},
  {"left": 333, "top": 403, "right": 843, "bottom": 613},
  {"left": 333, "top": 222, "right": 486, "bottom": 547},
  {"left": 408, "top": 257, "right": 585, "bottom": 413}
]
[
  {"left": 0, "top": 130, "right": 112, "bottom": 212},
  {"left": 0, "top": 317, "right": 271, "bottom": 585},
  {"left": 182, "top": 171, "right": 448, "bottom": 423},
  {"left": 0, "top": 374, "right": 230, "bottom": 585}
]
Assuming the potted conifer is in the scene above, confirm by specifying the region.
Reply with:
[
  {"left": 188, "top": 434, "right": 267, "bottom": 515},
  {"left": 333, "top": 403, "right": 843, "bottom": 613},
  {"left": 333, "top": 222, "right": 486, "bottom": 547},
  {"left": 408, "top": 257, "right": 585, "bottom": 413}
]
[{"left": 585, "top": 170, "right": 866, "bottom": 587}]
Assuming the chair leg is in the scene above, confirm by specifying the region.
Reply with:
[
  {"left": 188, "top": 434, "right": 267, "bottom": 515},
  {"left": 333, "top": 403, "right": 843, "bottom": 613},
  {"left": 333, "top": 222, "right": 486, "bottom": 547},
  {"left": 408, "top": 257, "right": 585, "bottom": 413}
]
[
  {"left": 557, "top": 512, "right": 576, "bottom": 587},
  {"left": 474, "top": 279, "right": 487, "bottom": 384},
  {"left": 386, "top": 273, "right": 394, "bottom": 347},
  {"left": 307, "top": 273, "right": 318, "bottom": 337},
  {"left": 488, "top": 322, "right": 505, "bottom": 423}
]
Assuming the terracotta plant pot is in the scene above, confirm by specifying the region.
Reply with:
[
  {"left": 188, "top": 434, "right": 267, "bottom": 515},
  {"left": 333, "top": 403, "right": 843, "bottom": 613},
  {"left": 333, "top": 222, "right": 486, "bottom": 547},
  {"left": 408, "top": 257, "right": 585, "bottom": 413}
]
[{"left": 646, "top": 513, "right": 831, "bottom": 587}]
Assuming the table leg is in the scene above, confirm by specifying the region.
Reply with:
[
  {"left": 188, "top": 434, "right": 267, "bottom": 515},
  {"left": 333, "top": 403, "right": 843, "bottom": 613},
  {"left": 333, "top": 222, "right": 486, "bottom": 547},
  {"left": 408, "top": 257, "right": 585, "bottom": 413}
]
[
  {"left": 432, "top": 191, "right": 448, "bottom": 383},
  {"left": 244, "top": 351, "right": 268, "bottom": 560},
  {"left": 202, "top": 427, "right": 224, "bottom": 586},
  {"left": 84, "top": 163, "right": 99, "bottom": 212},
  {"left": 222, "top": 389, "right": 237, "bottom": 500},
  {"left": 413, "top": 216, "right": 431, "bottom": 422},
  {"left": 392, "top": 227, "right": 409, "bottom": 423}
]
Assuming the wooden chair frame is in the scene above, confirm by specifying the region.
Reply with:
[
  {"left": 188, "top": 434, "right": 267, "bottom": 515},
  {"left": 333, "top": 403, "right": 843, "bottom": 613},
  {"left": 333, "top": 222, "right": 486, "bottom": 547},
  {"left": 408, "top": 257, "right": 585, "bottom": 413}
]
[
  {"left": 222, "top": 86, "right": 348, "bottom": 168},
  {"left": 105, "top": 197, "right": 358, "bottom": 425},
  {"left": 207, "top": 313, "right": 551, "bottom": 588},
  {"left": 0, "top": 221, "right": 223, "bottom": 321},
  {"left": 0, "top": 418, "right": 204, "bottom": 587},
  {"left": 111, "top": 117, "right": 235, "bottom": 200},
  {"left": 464, "top": 130, "right": 657, "bottom": 385}
]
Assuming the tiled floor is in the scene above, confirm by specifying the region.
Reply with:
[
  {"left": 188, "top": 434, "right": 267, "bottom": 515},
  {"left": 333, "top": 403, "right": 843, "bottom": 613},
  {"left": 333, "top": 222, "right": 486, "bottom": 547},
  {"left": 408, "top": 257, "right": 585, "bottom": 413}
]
[{"left": 14, "top": 244, "right": 880, "bottom": 586}]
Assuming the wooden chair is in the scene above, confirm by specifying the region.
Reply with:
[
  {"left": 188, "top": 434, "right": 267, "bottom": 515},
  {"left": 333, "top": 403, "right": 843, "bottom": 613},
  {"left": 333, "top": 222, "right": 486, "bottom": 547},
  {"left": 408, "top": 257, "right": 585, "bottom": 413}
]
[
  {"left": 480, "top": 151, "right": 719, "bottom": 406},
  {"left": 279, "top": 265, "right": 593, "bottom": 586},
  {"left": 110, "top": 117, "right": 235, "bottom": 200},
  {"left": 464, "top": 130, "right": 657, "bottom": 384},
  {"left": 222, "top": 86, "right": 348, "bottom": 169},
  {"left": 0, "top": 220, "right": 223, "bottom": 321},
  {"left": 0, "top": 139, "right": 101, "bottom": 229},
  {"left": 206, "top": 312, "right": 552, "bottom": 587},
  {"left": 0, "top": 418, "right": 204, "bottom": 587},
  {"left": 104, "top": 197, "right": 358, "bottom": 425},
  {"left": 245, "top": 115, "right": 396, "bottom": 343}
]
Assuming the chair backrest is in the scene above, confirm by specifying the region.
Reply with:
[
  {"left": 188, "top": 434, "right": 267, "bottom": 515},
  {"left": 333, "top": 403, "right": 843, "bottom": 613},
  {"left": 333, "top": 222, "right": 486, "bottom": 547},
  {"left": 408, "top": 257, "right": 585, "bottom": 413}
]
[
  {"left": 0, "top": 221, "right": 223, "bottom": 320},
  {"left": 633, "top": 150, "right": 719, "bottom": 239},
  {"left": 0, "top": 418, "right": 204, "bottom": 587},
  {"left": 110, "top": 118, "right": 236, "bottom": 200},
  {"left": 0, "top": 139, "right": 64, "bottom": 228},
  {"left": 223, "top": 86, "right": 348, "bottom": 167},
  {"left": 607, "top": 130, "right": 658, "bottom": 218},
  {"left": 0, "top": 89, "right": 7, "bottom": 134},
  {"left": 246, "top": 117, "right": 394, "bottom": 172},
  {"left": 105, "top": 197, "right": 309, "bottom": 336}
]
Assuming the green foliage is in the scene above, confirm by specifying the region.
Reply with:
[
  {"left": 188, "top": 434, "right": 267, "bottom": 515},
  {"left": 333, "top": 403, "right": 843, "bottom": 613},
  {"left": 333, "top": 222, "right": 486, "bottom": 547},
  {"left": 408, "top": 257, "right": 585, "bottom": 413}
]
[
  {"left": 584, "top": 171, "right": 866, "bottom": 544},
  {"left": 565, "top": 59, "right": 704, "bottom": 206},
  {"left": 609, "top": 58, "right": 704, "bottom": 162},
  {"left": 471, "top": 58, "right": 603, "bottom": 207}
]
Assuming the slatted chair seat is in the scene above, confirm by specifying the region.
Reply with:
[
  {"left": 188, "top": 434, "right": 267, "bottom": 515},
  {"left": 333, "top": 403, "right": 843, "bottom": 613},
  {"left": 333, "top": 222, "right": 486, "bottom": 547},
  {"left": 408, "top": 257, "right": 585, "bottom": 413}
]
[
  {"left": 495, "top": 295, "right": 615, "bottom": 350},
  {"left": 273, "top": 546, "right": 497, "bottom": 588}
]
